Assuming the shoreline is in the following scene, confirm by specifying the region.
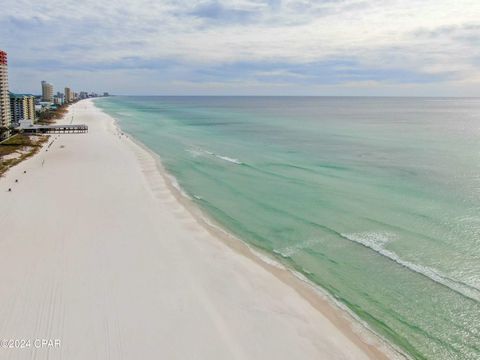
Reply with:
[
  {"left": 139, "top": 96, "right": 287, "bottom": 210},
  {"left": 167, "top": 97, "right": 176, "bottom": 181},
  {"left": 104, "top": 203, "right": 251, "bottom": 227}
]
[
  {"left": 97, "top": 99, "right": 406, "bottom": 360},
  {"left": 0, "top": 98, "right": 403, "bottom": 359}
]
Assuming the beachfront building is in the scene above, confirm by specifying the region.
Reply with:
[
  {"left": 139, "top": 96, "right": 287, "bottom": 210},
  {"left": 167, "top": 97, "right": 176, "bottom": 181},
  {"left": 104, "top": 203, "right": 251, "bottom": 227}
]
[
  {"left": 54, "top": 92, "right": 64, "bottom": 105},
  {"left": 65, "top": 87, "right": 73, "bottom": 103},
  {"left": 53, "top": 96, "right": 63, "bottom": 105},
  {"left": 0, "top": 50, "right": 11, "bottom": 139},
  {"left": 9, "top": 93, "right": 36, "bottom": 125},
  {"left": 41, "top": 80, "right": 53, "bottom": 102}
]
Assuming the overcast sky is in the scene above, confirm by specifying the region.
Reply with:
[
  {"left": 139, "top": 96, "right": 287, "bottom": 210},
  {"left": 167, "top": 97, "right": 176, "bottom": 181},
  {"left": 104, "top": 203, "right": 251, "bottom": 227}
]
[{"left": 1, "top": 0, "right": 480, "bottom": 96}]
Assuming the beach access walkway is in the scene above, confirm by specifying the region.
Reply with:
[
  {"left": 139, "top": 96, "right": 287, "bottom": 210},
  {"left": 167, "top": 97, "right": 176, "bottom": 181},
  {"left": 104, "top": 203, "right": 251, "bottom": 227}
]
[{"left": 19, "top": 124, "right": 88, "bottom": 134}]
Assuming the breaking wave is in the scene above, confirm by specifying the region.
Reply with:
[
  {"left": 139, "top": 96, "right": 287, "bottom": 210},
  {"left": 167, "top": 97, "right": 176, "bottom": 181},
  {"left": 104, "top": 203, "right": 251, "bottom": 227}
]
[
  {"left": 186, "top": 147, "right": 243, "bottom": 165},
  {"left": 341, "top": 232, "right": 480, "bottom": 302}
]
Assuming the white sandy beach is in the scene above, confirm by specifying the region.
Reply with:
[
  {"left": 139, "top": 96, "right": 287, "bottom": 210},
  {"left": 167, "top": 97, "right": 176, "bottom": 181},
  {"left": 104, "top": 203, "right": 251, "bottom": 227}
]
[{"left": 0, "top": 99, "right": 394, "bottom": 359}]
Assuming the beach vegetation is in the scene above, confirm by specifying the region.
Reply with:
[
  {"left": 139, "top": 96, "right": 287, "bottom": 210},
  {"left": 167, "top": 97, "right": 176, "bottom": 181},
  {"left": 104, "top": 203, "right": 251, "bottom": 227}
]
[
  {"left": 0, "top": 134, "right": 48, "bottom": 176},
  {"left": 36, "top": 103, "right": 71, "bottom": 124}
]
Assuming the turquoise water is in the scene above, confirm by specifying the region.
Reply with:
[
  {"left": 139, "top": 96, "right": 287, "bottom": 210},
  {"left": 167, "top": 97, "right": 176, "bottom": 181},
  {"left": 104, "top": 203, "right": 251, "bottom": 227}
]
[{"left": 96, "top": 96, "right": 480, "bottom": 360}]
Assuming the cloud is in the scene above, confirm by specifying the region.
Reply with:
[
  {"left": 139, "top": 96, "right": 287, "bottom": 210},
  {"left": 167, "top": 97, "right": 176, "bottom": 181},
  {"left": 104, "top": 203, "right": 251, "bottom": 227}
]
[
  {"left": 1, "top": 0, "right": 479, "bottom": 95},
  {"left": 187, "top": 1, "right": 259, "bottom": 23}
]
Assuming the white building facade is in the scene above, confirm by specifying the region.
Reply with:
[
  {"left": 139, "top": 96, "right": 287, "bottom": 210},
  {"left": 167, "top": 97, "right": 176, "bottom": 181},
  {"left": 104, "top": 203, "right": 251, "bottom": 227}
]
[{"left": 0, "top": 50, "right": 11, "bottom": 139}]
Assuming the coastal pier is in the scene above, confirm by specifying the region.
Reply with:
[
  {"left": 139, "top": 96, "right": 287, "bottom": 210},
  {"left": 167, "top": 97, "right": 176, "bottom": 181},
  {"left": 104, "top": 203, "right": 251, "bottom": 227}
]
[{"left": 20, "top": 124, "right": 88, "bottom": 134}]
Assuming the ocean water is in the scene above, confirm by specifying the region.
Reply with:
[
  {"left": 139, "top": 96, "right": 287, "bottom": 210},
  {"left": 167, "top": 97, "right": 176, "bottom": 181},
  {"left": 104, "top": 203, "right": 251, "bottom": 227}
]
[{"left": 96, "top": 96, "right": 480, "bottom": 360}]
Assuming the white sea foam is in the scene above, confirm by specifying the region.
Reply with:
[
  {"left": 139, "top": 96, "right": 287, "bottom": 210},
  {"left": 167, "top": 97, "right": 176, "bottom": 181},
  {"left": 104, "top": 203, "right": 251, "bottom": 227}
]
[
  {"left": 214, "top": 155, "right": 243, "bottom": 165},
  {"left": 342, "top": 231, "right": 480, "bottom": 302},
  {"left": 251, "top": 249, "right": 287, "bottom": 270},
  {"left": 273, "top": 238, "right": 321, "bottom": 258},
  {"left": 186, "top": 148, "right": 204, "bottom": 158},
  {"left": 167, "top": 174, "right": 191, "bottom": 199},
  {"left": 185, "top": 147, "right": 243, "bottom": 165}
]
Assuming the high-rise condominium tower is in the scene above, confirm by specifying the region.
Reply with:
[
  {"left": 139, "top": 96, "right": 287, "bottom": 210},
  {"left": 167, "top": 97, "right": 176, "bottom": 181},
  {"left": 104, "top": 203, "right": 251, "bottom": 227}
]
[
  {"left": 0, "top": 50, "right": 11, "bottom": 138},
  {"left": 65, "top": 87, "right": 72, "bottom": 103},
  {"left": 41, "top": 80, "right": 54, "bottom": 102}
]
